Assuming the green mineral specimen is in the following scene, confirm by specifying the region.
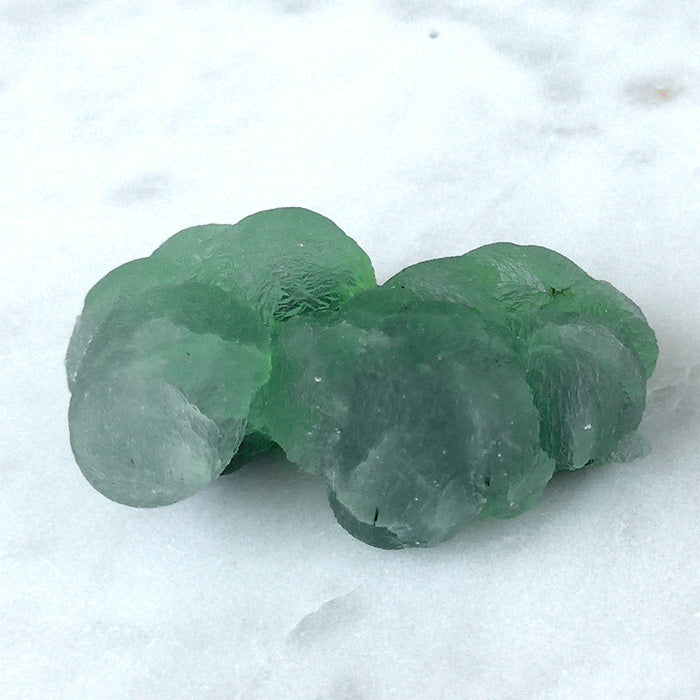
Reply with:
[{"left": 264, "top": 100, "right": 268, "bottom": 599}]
[
  {"left": 386, "top": 243, "right": 658, "bottom": 476},
  {"left": 66, "top": 213, "right": 658, "bottom": 549},
  {"left": 256, "top": 287, "right": 555, "bottom": 547},
  {"left": 69, "top": 283, "right": 270, "bottom": 506},
  {"left": 386, "top": 242, "right": 658, "bottom": 377},
  {"left": 66, "top": 208, "right": 376, "bottom": 505}
]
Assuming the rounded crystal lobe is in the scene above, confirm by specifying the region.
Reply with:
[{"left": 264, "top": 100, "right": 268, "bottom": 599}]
[
  {"left": 259, "top": 288, "right": 554, "bottom": 548},
  {"left": 66, "top": 255, "right": 185, "bottom": 390},
  {"left": 66, "top": 208, "right": 377, "bottom": 498},
  {"left": 151, "top": 207, "right": 377, "bottom": 324},
  {"left": 68, "top": 283, "right": 270, "bottom": 507},
  {"left": 66, "top": 219, "right": 657, "bottom": 548},
  {"left": 386, "top": 242, "right": 658, "bottom": 378}
]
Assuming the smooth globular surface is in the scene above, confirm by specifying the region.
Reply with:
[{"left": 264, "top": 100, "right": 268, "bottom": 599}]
[
  {"left": 257, "top": 288, "right": 555, "bottom": 547},
  {"left": 66, "top": 208, "right": 376, "bottom": 505},
  {"left": 69, "top": 283, "right": 270, "bottom": 506},
  {"left": 66, "top": 216, "right": 658, "bottom": 548}
]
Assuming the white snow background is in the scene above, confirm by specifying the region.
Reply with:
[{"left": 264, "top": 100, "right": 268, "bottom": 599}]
[{"left": 1, "top": 1, "right": 699, "bottom": 698}]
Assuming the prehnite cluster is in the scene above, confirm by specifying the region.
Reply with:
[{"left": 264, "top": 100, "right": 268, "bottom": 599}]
[{"left": 66, "top": 208, "right": 658, "bottom": 548}]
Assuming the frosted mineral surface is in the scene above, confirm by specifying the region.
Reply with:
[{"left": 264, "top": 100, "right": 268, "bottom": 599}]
[
  {"left": 66, "top": 216, "right": 658, "bottom": 547},
  {"left": 66, "top": 208, "right": 376, "bottom": 505},
  {"left": 256, "top": 287, "right": 555, "bottom": 547}
]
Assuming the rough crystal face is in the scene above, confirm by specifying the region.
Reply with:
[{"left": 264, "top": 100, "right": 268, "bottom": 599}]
[
  {"left": 386, "top": 242, "right": 659, "bottom": 378},
  {"left": 69, "top": 283, "right": 270, "bottom": 507},
  {"left": 257, "top": 288, "right": 555, "bottom": 547},
  {"left": 66, "top": 208, "right": 376, "bottom": 505},
  {"left": 66, "top": 214, "right": 658, "bottom": 548},
  {"left": 151, "top": 208, "right": 377, "bottom": 324}
]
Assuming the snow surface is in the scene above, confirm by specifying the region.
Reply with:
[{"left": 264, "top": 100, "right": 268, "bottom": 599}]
[{"left": 1, "top": 0, "right": 699, "bottom": 698}]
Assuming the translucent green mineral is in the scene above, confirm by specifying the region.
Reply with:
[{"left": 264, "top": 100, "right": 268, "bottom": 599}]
[
  {"left": 67, "top": 208, "right": 376, "bottom": 506},
  {"left": 66, "top": 214, "right": 658, "bottom": 548},
  {"left": 69, "top": 283, "right": 270, "bottom": 506},
  {"left": 385, "top": 243, "right": 658, "bottom": 479},
  {"left": 255, "top": 288, "right": 555, "bottom": 547}
]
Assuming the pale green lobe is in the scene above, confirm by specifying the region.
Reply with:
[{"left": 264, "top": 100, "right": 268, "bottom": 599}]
[
  {"left": 259, "top": 288, "right": 554, "bottom": 548},
  {"left": 69, "top": 283, "right": 270, "bottom": 507},
  {"left": 526, "top": 321, "right": 647, "bottom": 471},
  {"left": 386, "top": 242, "right": 658, "bottom": 378},
  {"left": 66, "top": 256, "right": 185, "bottom": 390},
  {"left": 70, "top": 372, "right": 235, "bottom": 508}
]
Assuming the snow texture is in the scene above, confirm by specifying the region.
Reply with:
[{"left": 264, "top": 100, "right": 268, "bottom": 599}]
[{"left": 1, "top": 0, "right": 699, "bottom": 698}]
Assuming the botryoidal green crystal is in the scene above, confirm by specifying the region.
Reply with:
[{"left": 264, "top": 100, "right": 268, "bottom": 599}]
[
  {"left": 69, "top": 284, "right": 270, "bottom": 507},
  {"left": 66, "top": 208, "right": 376, "bottom": 506},
  {"left": 66, "top": 215, "right": 658, "bottom": 547},
  {"left": 384, "top": 243, "right": 658, "bottom": 475},
  {"left": 256, "top": 288, "right": 555, "bottom": 547}
]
